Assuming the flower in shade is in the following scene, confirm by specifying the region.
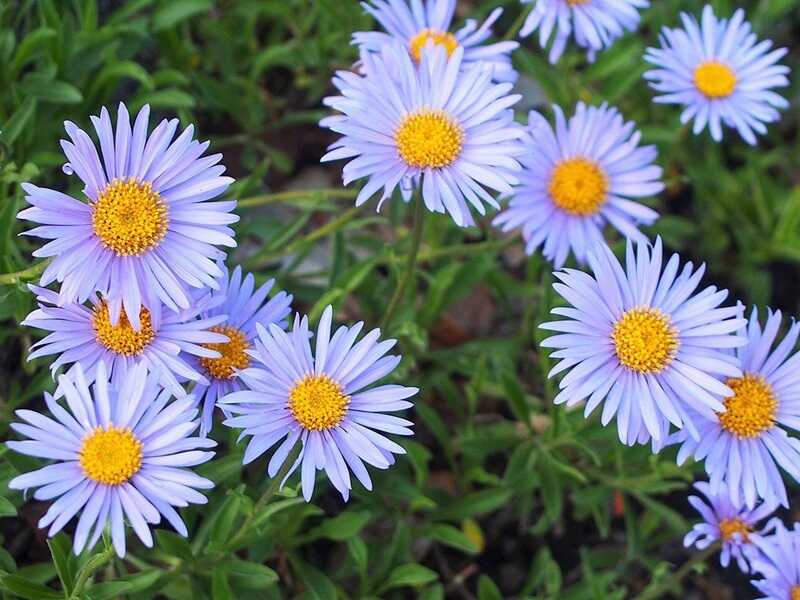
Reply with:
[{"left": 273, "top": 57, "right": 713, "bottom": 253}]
[
  {"left": 219, "top": 305, "right": 416, "bottom": 501},
  {"left": 519, "top": 0, "right": 649, "bottom": 64},
  {"left": 748, "top": 521, "right": 800, "bottom": 600},
  {"left": 684, "top": 481, "right": 775, "bottom": 572},
  {"left": 354, "top": 0, "right": 519, "bottom": 82},
  {"left": 189, "top": 264, "right": 292, "bottom": 436},
  {"left": 18, "top": 103, "right": 239, "bottom": 326},
  {"left": 22, "top": 285, "right": 228, "bottom": 396},
  {"left": 493, "top": 103, "right": 662, "bottom": 268},
  {"left": 321, "top": 43, "right": 525, "bottom": 227},
  {"left": 672, "top": 308, "right": 800, "bottom": 509},
  {"left": 540, "top": 237, "right": 747, "bottom": 446},
  {"left": 7, "top": 362, "right": 215, "bottom": 557},
  {"left": 644, "top": 5, "right": 789, "bottom": 145}
]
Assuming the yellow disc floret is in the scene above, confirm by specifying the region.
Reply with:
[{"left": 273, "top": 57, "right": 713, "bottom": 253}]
[
  {"left": 791, "top": 586, "right": 800, "bottom": 600},
  {"left": 548, "top": 158, "right": 609, "bottom": 216},
  {"left": 566, "top": 0, "right": 591, "bottom": 5},
  {"left": 718, "top": 518, "right": 751, "bottom": 543},
  {"left": 693, "top": 61, "right": 737, "bottom": 99},
  {"left": 612, "top": 307, "right": 679, "bottom": 374},
  {"left": 80, "top": 425, "right": 143, "bottom": 485},
  {"left": 718, "top": 374, "right": 777, "bottom": 439},
  {"left": 199, "top": 325, "right": 250, "bottom": 380},
  {"left": 288, "top": 374, "right": 349, "bottom": 431},
  {"left": 93, "top": 302, "right": 154, "bottom": 356},
  {"left": 92, "top": 178, "right": 169, "bottom": 256},
  {"left": 409, "top": 28, "right": 459, "bottom": 63},
  {"left": 395, "top": 110, "right": 464, "bottom": 169}
]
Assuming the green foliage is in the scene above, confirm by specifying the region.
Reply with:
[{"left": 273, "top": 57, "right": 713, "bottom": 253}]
[{"left": 0, "top": 0, "right": 798, "bottom": 598}]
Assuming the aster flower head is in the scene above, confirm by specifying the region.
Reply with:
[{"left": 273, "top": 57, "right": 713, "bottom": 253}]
[
  {"left": 493, "top": 103, "right": 662, "bottom": 268},
  {"left": 18, "top": 103, "right": 239, "bottom": 326},
  {"left": 219, "top": 305, "right": 417, "bottom": 502},
  {"left": 321, "top": 43, "right": 525, "bottom": 227},
  {"left": 189, "top": 264, "right": 293, "bottom": 436},
  {"left": 7, "top": 362, "right": 215, "bottom": 557},
  {"left": 540, "top": 237, "right": 747, "bottom": 446},
  {"left": 684, "top": 481, "right": 775, "bottom": 572},
  {"left": 673, "top": 307, "right": 800, "bottom": 509},
  {"left": 749, "top": 521, "right": 800, "bottom": 600},
  {"left": 354, "top": 0, "right": 519, "bottom": 82},
  {"left": 520, "top": 0, "right": 649, "bottom": 64},
  {"left": 22, "top": 285, "right": 228, "bottom": 397},
  {"left": 644, "top": 5, "right": 790, "bottom": 145}
]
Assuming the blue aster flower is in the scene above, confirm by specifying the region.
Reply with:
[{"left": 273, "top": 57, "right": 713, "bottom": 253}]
[
  {"left": 7, "top": 362, "right": 215, "bottom": 557},
  {"left": 519, "top": 0, "right": 649, "bottom": 64},
  {"left": 684, "top": 481, "right": 775, "bottom": 572},
  {"left": 354, "top": 0, "right": 519, "bottom": 82},
  {"left": 18, "top": 103, "right": 239, "bottom": 327},
  {"left": 321, "top": 43, "right": 525, "bottom": 227},
  {"left": 219, "top": 305, "right": 417, "bottom": 502},
  {"left": 673, "top": 308, "right": 800, "bottom": 509},
  {"left": 540, "top": 237, "right": 747, "bottom": 446},
  {"left": 22, "top": 285, "right": 228, "bottom": 397},
  {"left": 493, "top": 102, "right": 662, "bottom": 268},
  {"left": 644, "top": 5, "right": 790, "bottom": 145},
  {"left": 748, "top": 521, "right": 800, "bottom": 600},
  {"left": 188, "top": 264, "right": 292, "bottom": 436}
]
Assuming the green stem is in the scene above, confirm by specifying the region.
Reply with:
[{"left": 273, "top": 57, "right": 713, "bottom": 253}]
[
  {"left": 636, "top": 543, "right": 720, "bottom": 600},
  {"left": 379, "top": 198, "right": 426, "bottom": 331},
  {"left": 0, "top": 259, "right": 49, "bottom": 285},
  {"left": 238, "top": 188, "right": 357, "bottom": 209},
  {"left": 223, "top": 442, "right": 302, "bottom": 552},
  {"left": 503, "top": 5, "right": 532, "bottom": 41},
  {"left": 67, "top": 544, "right": 115, "bottom": 600}
]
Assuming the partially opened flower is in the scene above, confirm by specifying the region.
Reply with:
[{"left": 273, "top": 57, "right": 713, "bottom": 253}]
[
  {"left": 7, "top": 362, "right": 215, "bottom": 557},
  {"left": 321, "top": 43, "right": 525, "bottom": 227},
  {"left": 189, "top": 264, "right": 292, "bottom": 436},
  {"left": 749, "top": 521, "right": 800, "bottom": 600},
  {"left": 684, "top": 481, "right": 775, "bottom": 571},
  {"left": 493, "top": 103, "right": 662, "bottom": 268},
  {"left": 673, "top": 308, "right": 800, "bottom": 509},
  {"left": 520, "top": 0, "right": 649, "bottom": 64},
  {"left": 354, "top": 0, "right": 518, "bottom": 82},
  {"left": 23, "top": 285, "right": 228, "bottom": 396},
  {"left": 644, "top": 5, "right": 789, "bottom": 145},
  {"left": 219, "top": 305, "right": 416, "bottom": 501},
  {"left": 540, "top": 237, "right": 746, "bottom": 445},
  {"left": 18, "top": 103, "right": 238, "bottom": 326}
]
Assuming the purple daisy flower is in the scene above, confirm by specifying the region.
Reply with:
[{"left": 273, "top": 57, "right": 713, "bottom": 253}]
[
  {"left": 188, "top": 264, "right": 292, "bottom": 436},
  {"left": 22, "top": 285, "right": 228, "bottom": 397},
  {"left": 673, "top": 308, "right": 800, "bottom": 509},
  {"left": 520, "top": 0, "right": 649, "bottom": 64},
  {"left": 321, "top": 43, "right": 525, "bottom": 227},
  {"left": 354, "top": 0, "right": 519, "bottom": 82},
  {"left": 540, "top": 237, "right": 747, "bottom": 446},
  {"left": 7, "top": 362, "right": 215, "bottom": 557},
  {"left": 18, "top": 103, "right": 239, "bottom": 327},
  {"left": 493, "top": 102, "right": 662, "bottom": 268},
  {"left": 644, "top": 5, "right": 790, "bottom": 145},
  {"left": 749, "top": 521, "right": 800, "bottom": 600},
  {"left": 219, "top": 305, "right": 417, "bottom": 502},
  {"left": 684, "top": 481, "right": 775, "bottom": 572}
]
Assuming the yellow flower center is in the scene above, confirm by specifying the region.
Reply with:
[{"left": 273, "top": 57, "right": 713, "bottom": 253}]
[
  {"left": 718, "top": 374, "right": 777, "bottom": 439},
  {"left": 395, "top": 110, "right": 464, "bottom": 169},
  {"left": 92, "top": 302, "right": 154, "bottom": 356},
  {"left": 548, "top": 158, "right": 609, "bottom": 216},
  {"left": 409, "top": 28, "right": 459, "bottom": 63},
  {"left": 612, "top": 307, "right": 679, "bottom": 374},
  {"left": 566, "top": 0, "right": 590, "bottom": 5},
  {"left": 79, "top": 426, "right": 143, "bottom": 485},
  {"left": 718, "top": 518, "right": 751, "bottom": 543},
  {"left": 199, "top": 325, "right": 251, "bottom": 380},
  {"left": 693, "top": 61, "right": 737, "bottom": 99},
  {"left": 288, "top": 374, "right": 349, "bottom": 431},
  {"left": 92, "top": 178, "right": 169, "bottom": 256},
  {"left": 792, "top": 586, "right": 800, "bottom": 600}
]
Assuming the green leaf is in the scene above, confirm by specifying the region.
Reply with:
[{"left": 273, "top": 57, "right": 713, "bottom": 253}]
[
  {"left": 308, "top": 510, "right": 371, "bottom": 541},
  {"left": 212, "top": 570, "right": 233, "bottom": 600},
  {"left": 11, "top": 28, "right": 56, "bottom": 78},
  {"left": 156, "top": 530, "right": 193, "bottom": 561},
  {"left": 210, "top": 491, "right": 244, "bottom": 547},
  {"left": 382, "top": 564, "right": 438, "bottom": 591},
  {"left": 153, "top": 0, "right": 213, "bottom": 30},
  {"left": 346, "top": 537, "right": 368, "bottom": 573},
  {"left": 2, "top": 99, "right": 37, "bottom": 146},
  {"left": 86, "top": 581, "right": 135, "bottom": 600},
  {"left": 428, "top": 524, "right": 479, "bottom": 554},
  {"left": 477, "top": 575, "right": 503, "bottom": 600},
  {"left": 291, "top": 557, "right": 337, "bottom": 600},
  {"left": 434, "top": 488, "right": 512, "bottom": 520},
  {"left": 0, "top": 495, "right": 17, "bottom": 518},
  {"left": 221, "top": 559, "right": 279, "bottom": 590},
  {"left": 47, "top": 534, "right": 76, "bottom": 595},
  {"left": 0, "top": 575, "right": 61, "bottom": 600},
  {"left": 133, "top": 88, "right": 195, "bottom": 110},
  {"left": 18, "top": 76, "right": 82, "bottom": 104}
]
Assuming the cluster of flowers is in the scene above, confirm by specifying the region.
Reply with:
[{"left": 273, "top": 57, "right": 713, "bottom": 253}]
[{"left": 5, "top": 0, "right": 797, "bottom": 594}]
